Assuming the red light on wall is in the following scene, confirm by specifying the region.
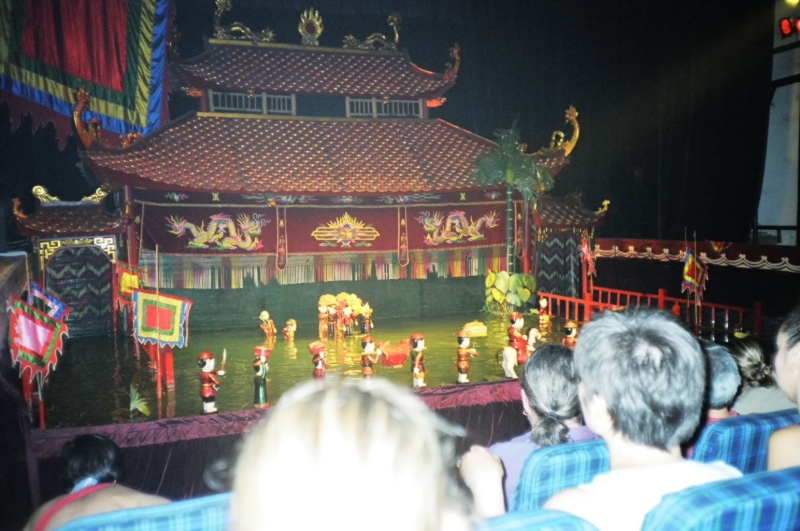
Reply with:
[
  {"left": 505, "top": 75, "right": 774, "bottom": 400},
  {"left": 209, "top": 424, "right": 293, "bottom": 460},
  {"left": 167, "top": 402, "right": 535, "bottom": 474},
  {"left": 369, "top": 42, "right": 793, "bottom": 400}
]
[
  {"left": 780, "top": 17, "right": 795, "bottom": 38},
  {"left": 794, "top": 18, "right": 800, "bottom": 33}
]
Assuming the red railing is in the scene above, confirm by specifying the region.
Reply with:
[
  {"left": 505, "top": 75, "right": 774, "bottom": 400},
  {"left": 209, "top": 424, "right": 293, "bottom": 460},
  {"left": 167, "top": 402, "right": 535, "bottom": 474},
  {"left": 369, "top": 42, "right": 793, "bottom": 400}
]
[{"left": 538, "top": 287, "right": 762, "bottom": 340}]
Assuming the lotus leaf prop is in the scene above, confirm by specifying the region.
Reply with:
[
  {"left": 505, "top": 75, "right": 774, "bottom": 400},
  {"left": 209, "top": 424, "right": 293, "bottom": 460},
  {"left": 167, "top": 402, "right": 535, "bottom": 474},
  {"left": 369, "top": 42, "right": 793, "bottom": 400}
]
[{"left": 483, "top": 269, "right": 537, "bottom": 315}]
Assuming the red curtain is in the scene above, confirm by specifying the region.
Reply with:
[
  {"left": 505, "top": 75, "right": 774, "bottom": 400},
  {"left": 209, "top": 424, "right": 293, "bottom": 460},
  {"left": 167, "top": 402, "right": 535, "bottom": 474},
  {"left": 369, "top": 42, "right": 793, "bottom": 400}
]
[{"left": 21, "top": 0, "right": 130, "bottom": 92}]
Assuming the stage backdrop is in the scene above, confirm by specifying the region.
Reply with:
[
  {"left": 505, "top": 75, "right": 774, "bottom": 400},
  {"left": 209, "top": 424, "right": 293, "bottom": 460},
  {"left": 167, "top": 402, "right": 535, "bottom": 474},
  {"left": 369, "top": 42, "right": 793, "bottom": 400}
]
[{"left": 135, "top": 190, "right": 513, "bottom": 288}]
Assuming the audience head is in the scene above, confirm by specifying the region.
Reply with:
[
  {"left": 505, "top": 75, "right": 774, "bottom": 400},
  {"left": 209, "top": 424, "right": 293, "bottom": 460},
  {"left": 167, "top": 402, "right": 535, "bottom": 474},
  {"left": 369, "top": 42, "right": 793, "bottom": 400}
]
[
  {"left": 574, "top": 308, "right": 705, "bottom": 451},
  {"left": 776, "top": 305, "right": 800, "bottom": 403},
  {"left": 700, "top": 340, "right": 741, "bottom": 410},
  {"left": 520, "top": 344, "right": 581, "bottom": 447},
  {"left": 730, "top": 336, "right": 776, "bottom": 389},
  {"left": 59, "top": 435, "right": 124, "bottom": 492},
  {"left": 232, "top": 378, "right": 468, "bottom": 531}
]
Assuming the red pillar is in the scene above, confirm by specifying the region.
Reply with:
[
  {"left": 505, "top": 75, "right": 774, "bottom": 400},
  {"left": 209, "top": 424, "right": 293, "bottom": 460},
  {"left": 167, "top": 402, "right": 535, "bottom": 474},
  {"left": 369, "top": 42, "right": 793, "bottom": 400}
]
[
  {"left": 657, "top": 289, "right": 667, "bottom": 310},
  {"left": 754, "top": 302, "right": 763, "bottom": 335},
  {"left": 123, "top": 186, "right": 138, "bottom": 266},
  {"left": 583, "top": 289, "right": 593, "bottom": 323}
]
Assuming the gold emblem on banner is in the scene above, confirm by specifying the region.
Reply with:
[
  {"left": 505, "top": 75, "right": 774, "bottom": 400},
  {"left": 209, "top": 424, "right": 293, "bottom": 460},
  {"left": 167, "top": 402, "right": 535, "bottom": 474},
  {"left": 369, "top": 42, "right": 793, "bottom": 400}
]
[{"left": 312, "top": 212, "right": 379, "bottom": 248}]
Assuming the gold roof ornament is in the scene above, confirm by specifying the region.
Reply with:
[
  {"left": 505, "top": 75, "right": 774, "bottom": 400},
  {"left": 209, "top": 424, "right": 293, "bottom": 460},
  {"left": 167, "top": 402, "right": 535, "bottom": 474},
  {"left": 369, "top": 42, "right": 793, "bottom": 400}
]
[
  {"left": 73, "top": 88, "right": 143, "bottom": 149},
  {"left": 32, "top": 186, "right": 60, "bottom": 203},
  {"left": 299, "top": 8, "right": 323, "bottom": 46},
  {"left": 534, "top": 106, "right": 580, "bottom": 159},
  {"left": 343, "top": 12, "right": 401, "bottom": 50},
  {"left": 596, "top": 200, "right": 610, "bottom": 215},
  {"left": 444, "top": 44, "right": 461, "bottom": 79},
  {"left": 81, "top": 187, "right": 110, "bottom": 203},
  {"left": 214, "top": 0, "right": 275, "bottom": 44}
]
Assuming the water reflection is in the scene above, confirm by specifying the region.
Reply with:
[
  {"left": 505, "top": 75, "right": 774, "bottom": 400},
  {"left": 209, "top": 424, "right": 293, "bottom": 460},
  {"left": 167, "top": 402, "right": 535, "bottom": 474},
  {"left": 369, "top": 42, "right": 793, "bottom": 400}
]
[{"left": 42, "top": 313, "right": 568, "bottom": 428}]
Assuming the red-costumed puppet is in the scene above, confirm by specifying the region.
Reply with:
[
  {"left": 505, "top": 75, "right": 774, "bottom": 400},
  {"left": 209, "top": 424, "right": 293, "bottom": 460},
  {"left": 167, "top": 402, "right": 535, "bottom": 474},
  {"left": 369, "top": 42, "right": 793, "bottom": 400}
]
[
  {"left": 198, "top": 351, "right": 221, "bottom": 414},
  {"left": 508, "top": 312, "right": 528, "bottom": 365},
  {"left": 411, "top": 332, "right": 426, "bottom": 388},
  {"left": 360, "top": 335, "right": 380, "bottom": 379},
  {"left": 456, "top": 330, "right": 478, "bottom": 384},
  {"left": 308, "top": 341, "right": 326, "bottom": 379}
]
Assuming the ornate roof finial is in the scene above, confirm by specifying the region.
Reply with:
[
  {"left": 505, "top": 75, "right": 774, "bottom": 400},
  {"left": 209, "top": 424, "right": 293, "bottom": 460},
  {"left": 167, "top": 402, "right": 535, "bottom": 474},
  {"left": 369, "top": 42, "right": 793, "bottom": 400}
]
[
  {"left": 299, "top": 8, "right": 323, "bottom": 45},
  {"left": 343, "top": 12, "right": 402, "bottom": 50},
  {"left": 444, "top": 44, "right": 461, "bottom": 79},
  {"left": 32, "top": 186, "right": 60, "bottom": 203},
  {"left": 214, "top": 0, "right": 275, "bottom": 44}
]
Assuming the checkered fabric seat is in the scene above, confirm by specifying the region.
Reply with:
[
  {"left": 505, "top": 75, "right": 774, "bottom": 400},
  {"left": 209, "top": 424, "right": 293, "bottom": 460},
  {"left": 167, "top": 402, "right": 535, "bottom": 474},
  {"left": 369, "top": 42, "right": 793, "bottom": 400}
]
[
  {"left": 691, "top": 408, "right": 800, "bottom": 474},
  {"left": 481, "top": 509, "right": 599, "bottom": 531},
  {"left": 511, "top": 439, "right": 609, "bottom": 511},
  {"left": 642, "top": 467, "right": 800, "bottom": 531},
  {"left": 54, "top": 491, "right": 231, "bottom": 531}
]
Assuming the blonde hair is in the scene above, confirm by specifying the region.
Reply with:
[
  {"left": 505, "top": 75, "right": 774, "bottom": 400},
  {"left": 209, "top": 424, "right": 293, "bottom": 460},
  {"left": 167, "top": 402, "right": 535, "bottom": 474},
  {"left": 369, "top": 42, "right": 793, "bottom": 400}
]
[
  {"left": 730, "top": 337, "right": 776, "bottom": 389},
  {"left": 231, "top": 378, "right": 468, "bottom": 531}
]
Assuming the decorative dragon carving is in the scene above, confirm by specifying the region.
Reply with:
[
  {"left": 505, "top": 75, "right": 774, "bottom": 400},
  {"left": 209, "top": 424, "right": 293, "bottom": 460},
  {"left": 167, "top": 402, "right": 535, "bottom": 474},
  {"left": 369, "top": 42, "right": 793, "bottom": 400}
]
[
  {"left": 214, "top": 0, "right": 275, "bottom": 44},
  {"left": 535, "top": 106, "right": 580, "bottom": 159},
  {"left": 166, "top": 213, "right": 269, "bottom": 251},
  {"left": 73, "top": 88, "right": 142, "bottom": 149},
  {"left": 32, "top": 186, "right": 60, "bottom": 203},
  {"left": 444, "top": 44, "right": 461, "bottom": 80},
  {"left": 343, "top": 13, "right": 402, "bottom": 50},
  {"left": 416, "top": 210, "right": 500, "bottom": 246}
]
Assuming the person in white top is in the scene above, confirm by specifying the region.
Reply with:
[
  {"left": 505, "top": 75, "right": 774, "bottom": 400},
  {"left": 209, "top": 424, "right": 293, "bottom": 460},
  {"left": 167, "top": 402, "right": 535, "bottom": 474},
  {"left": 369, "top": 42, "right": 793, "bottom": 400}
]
[{"left": 544, "top": 309, "right": 741, "bottom": 531}]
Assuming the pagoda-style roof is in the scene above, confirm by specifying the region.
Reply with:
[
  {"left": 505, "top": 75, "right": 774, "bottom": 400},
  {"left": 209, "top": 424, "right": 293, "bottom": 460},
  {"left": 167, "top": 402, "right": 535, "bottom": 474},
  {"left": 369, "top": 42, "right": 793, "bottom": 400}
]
[
  {"left": 14, "top": 199, "right": 129, "bottom": 238},
  {"left": 172, "top": 41, "right": 458, "bottom": 99},
  {"left": 84, "top": 113, "right": 497, "bottom": 195},
  {"left": 533, "top": 195, "right": 608, "bottom": 229}
]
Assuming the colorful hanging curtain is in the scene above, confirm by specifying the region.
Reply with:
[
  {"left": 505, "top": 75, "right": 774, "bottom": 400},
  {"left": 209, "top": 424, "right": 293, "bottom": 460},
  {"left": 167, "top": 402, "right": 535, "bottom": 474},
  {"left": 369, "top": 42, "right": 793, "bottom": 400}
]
[
  {"left": 27, "top": 280, "right": 70, "bottom": 321},
  {"left": 132, "top": 289, "right": 192, "bottom": 348},
  {"left": 114, "top": 260, "right": 144, "bottom": 310},
  {"left": 9, "top": 295, "right": 68, "bottom": 383},
  {"left": 0, "top": 0, "right": 171, "bottom": 146},
  {"left": 682, "top": 249, "right": 708, "bottom": 300}
]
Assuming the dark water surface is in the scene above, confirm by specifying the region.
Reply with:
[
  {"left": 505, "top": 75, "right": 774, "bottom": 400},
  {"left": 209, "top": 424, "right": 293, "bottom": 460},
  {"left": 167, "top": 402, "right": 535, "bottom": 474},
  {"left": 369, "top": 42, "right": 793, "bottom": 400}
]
[{"left": 41, "top": 313, "right": 566, "bottom": 428}]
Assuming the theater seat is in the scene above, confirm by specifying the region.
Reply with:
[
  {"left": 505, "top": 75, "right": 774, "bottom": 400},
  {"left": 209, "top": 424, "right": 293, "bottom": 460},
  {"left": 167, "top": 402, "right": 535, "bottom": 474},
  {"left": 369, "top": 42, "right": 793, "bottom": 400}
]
[
  {"left": 691, "top": 408, "right": 800, "bottom": 474},
  {"left": 54, "top": 491, "right": 231, "bottom": 531},
  {"left": 481, "top": 509, "right": 599, "bottom": 531},
  {"left": 511, "top": 439, "right": 609, "bottom": 511},
  {"left": 642, "top": 467, "right": 800, "bottom": 531}
]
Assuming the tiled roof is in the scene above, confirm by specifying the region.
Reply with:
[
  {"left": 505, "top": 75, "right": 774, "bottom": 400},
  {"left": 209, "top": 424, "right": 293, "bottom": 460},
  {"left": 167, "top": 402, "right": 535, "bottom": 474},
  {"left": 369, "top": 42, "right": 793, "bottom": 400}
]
[
  {"left": 533, "top": 195, "right": 607, "bottom": 228},
  {"left": 84, "top": 114, "right": 497, "bottom": 194},
  {"left": 172, "top": 41, "right": 457, "bottom": 99},
  {"left": 15, "top": 202, "right": 128, "bottom": 237}
]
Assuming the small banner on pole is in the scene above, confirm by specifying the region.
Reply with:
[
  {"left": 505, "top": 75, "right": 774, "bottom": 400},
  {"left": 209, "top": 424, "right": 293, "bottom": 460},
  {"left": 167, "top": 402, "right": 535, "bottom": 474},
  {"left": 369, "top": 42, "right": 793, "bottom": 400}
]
[
  {"left": 9, "top": 296, "right": 69, "bottom": 383},
  {"left": 114, "top": 261, "right": 144, "bottom": 310},
  {"left": 681, "top": 249, "right": 708, "bottom": 300},
  {"left": 28, "top": 281, "right": 70, "bottom": 321},
  {"left": 132, "top": 290, "right": 193, "bottom": 348}
]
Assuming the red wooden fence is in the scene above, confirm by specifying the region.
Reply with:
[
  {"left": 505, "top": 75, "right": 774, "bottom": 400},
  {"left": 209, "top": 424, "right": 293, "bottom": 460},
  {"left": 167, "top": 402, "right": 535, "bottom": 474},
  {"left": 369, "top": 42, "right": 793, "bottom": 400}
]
[{"left": 538, "top": 287, "right": 762, "bottom": 340}]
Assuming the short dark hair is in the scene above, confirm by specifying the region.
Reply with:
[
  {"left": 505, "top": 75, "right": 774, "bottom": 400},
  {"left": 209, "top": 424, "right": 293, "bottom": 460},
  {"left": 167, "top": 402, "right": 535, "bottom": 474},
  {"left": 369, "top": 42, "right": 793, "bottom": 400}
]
[
  {"left": 781, "top": 305, "right": 800, "bottom": 351},
  {"left": 521, "top": 344, "right": 581, "bottom": 447},
  {"left": 700, "top": 340, "right": 741, "bottom": 409},
  {"left": 59, "top": 435, "right": 124, "bottom": 491},
  {"left": 574, "top": 309, "right": 705, "bottom": 451}
]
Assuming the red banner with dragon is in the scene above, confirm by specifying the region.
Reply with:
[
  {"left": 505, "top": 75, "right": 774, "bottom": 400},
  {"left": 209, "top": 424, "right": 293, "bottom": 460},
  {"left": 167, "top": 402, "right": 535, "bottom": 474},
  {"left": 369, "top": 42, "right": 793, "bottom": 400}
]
[{"left": 140, "top": 203, "right": 505, "bottom": 255}]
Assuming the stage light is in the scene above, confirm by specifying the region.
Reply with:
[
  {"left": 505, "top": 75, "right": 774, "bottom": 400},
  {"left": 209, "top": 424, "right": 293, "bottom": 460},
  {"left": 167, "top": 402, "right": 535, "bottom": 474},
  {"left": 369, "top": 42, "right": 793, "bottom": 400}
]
[
  {"left": 787, "top": 0, "right": 800, "bottom": 7},
  {"left": 780, "top": 17, "right": 796, "bottom": 38}
]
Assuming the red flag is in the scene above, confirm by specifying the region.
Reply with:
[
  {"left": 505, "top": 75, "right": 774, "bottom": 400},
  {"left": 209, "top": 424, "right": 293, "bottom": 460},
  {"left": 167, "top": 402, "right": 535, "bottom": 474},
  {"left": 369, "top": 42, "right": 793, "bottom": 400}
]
[
  {"left": 681, "top": 249, "right": 708, "bottom": 300},
  {"left": 9, "top": 296, "right": 68, "bottom": 383}
]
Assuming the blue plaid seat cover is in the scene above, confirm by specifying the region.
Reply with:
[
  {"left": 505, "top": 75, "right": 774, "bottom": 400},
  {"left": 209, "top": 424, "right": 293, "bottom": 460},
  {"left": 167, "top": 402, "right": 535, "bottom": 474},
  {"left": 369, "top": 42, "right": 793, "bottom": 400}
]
[
  {"left": 480, "top": 509, "right": 599, "bottom": 531},
  {"left": 691, "top": 408, "right": 800, "bottom": 474},
  {"left": 511, "top": 439, "right": 609, "bottom": 511},
  {"left": 642, "top": 467, "right": 800, "bottom": 531},
  {"left": 54, "top": 491, "right": 231, "bottom": 531}
]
